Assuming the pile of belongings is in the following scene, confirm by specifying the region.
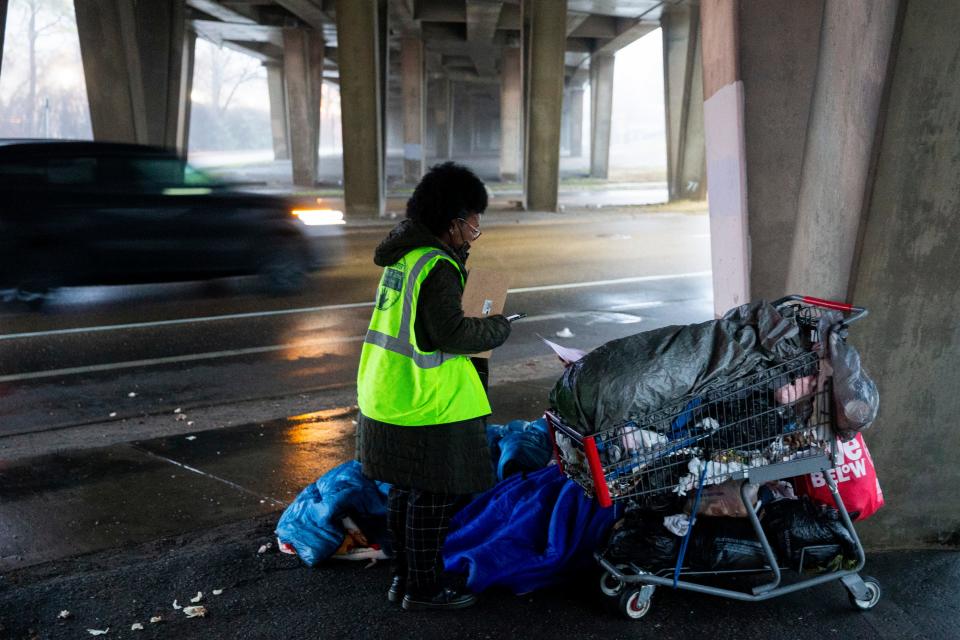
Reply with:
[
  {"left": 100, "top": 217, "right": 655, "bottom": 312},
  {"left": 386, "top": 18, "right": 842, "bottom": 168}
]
[
  {"left": 604, "top": 479, "right": 859, "bottom": 575},
  {"left": 276, "top": 419, "right": 555, "bottom": 566}
]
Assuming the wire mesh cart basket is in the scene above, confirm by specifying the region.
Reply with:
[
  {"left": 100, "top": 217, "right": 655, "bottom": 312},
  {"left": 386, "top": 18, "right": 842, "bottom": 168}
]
[{"left": 545, "top": 296, "right": 881, "bottom": 620}]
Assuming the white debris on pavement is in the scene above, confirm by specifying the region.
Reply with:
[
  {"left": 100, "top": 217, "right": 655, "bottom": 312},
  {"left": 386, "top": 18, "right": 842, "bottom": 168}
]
[
  {"left": 176, "top": 414, "right": 187, "bottom": 422},
  {"left": 131, "top": 623, "right": 143, "bottom": 631},
  {"left": 190, "top": 592, "right": 203, "bottom": 603},
  {"left": 109, "top": 412, "right": 117, "bottom": 418},
  {"left": 172, "top": 600, "right": 182, "bottom": 610},
  {"left": 58, "top": 610, "right": 71, "bottom": 619},
  {"left": 128, "top": 392, "right": 137, "bottom": 398},
  {"left": 257, "top": 542, "right": 272, "bottom": 554},
  {"left": 187, "top": 421, "right": 194, "bottom": 426},
  {"left": 212, "top": 589, "right": 223, "bottom": 596},
  {"left": 183, "top": 606, "right": 207, "bottom": 618},
  {"left": 185, "top": 435, "right": 197, "bottom": 441},
  {"left": 87, "top": 629, "right": 109, "bottom": 636},
  {"left": 149, "top": 616, "right": 162, "bottom": 624},
  {"left": 555, "top": 327, "right": 575, "bottom": 338},
  {"left": 174, "top": 408, "right": 182, "bottom": 413}
]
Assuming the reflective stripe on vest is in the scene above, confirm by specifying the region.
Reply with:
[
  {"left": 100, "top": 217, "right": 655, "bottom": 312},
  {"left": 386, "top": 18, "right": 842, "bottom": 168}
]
[{"left": 356, "top": 246, "right": 491, "bottom": 426}]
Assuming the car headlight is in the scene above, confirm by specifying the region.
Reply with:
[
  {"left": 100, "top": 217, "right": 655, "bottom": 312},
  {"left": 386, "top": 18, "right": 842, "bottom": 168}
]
[{"left": 291, "top": 208, "right": 345, "bottom": 226}]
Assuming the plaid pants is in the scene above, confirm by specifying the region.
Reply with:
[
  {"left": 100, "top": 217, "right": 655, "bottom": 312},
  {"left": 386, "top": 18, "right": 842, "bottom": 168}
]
[{"left": 387, "top": 486, "right": 463, "bottom": 595}]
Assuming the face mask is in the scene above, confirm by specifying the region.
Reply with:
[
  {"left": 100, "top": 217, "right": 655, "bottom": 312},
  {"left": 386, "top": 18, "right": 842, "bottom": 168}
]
[{"left": 454, "top": 242, "right": 470, "bottom": 263}]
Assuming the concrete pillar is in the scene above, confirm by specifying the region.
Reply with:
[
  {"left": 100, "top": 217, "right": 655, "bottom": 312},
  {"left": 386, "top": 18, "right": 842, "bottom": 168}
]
[
  {"left": 663, "top": 4, "right": 706, "bottom": 201},
  {"left": 175, "top": 29, "right": 196, "bottom": 155},
  {"left": 589, "top": 53, "right": 614, "bottom": 180},
  {"left": 699, "top": 0, "right": 824, "bottom": 312},
  {"left": 283, "top": 28, "right": 324, "bottom": 187},
  {"left": 847, "top": 0, "right": 960, "bottom": 549},
  {"left": 335, "top": 0, "right": 384, "bottom": 216},
  {"left": 400, "top": 36, "right": 425, "bottom": 184},
  {"left": 568, "top": 86, "right": 584, "bottom": 158},
  {"left": 265, "top": 62, "right": 290, "bottom": 161},
  {"left": 500, "top": 47, "right": 523, "bottom": 181},
  {"left": 0, "top": 0, "right": 8, "bottom": 80},
  {"left": 75, "top": 0, "right": 188, "bottom": 149},
  {"left": 786, "top": 1, "right": 900, "bottom": 300},
  {"left": 524, "top": 0, "right": 566, "bottom": 211},
  {"left": 433, "top": 78, "right": 452, "bottom": 159}
]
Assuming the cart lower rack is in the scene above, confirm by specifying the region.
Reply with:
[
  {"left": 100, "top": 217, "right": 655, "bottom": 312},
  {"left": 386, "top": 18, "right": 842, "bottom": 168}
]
[{"left": 545, "top": 295, "right": 881, "bottom": 620}]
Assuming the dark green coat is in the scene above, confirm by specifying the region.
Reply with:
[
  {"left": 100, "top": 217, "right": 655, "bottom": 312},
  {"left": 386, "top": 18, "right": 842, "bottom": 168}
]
[{"left": 356, "top": 220, "right": 511, "bottom": 494}]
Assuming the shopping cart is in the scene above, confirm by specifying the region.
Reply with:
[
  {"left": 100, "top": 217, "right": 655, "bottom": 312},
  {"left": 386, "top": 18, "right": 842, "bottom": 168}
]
[{"left": 545, "top": 295, "right": 881, "bottom": 620}]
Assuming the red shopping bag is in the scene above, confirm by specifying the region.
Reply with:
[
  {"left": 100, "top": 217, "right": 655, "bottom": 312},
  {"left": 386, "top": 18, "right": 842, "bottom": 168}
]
[{"left": 796, "top": 433, "right": 884, "bottom": 521}]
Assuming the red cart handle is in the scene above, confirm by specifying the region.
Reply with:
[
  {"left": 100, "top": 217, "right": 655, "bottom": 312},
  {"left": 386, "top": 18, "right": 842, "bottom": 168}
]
[{"left": 774, "top": 294, "right": 868, "bottom": 325}]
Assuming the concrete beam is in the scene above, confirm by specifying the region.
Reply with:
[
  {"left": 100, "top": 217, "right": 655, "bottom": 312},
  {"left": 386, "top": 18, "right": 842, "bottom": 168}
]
[
  {"left": 283, "top": 27, "right": 324, "bottom": 186},
  {"left": 401, "top": 36, "right": 425, "bottom": 183},
  {"left": 75, "top": 0, "right": 188, "bottom": 150},
  {"left": 589, "top": 53, "right": 614, "bottom": 179},
  {"left": 592, "top": 18, "right": 658, "bottom": 57},
  {"left": 186, "top": 0, "right": 256, "bottom": 24},
  {"left": 569, "top": 14, "right": 618, "bottom": 38},
  {"left": 500, "top": 46, "right": 522, "bottom": 181},
  {"left": 265, "top": 62, "right": 290, "bottom": 160},
  {"left": 565, "top": 11, "right": 589, "bottom": 36},
  {"left": 524, "top": 0, "right": 565, "bottom": 211},
  {"left": 191, "top": 19, "right": 283, "bottom": 47},
  {"left": 276, "top": 0, "right": 327, "bottom": 30},
  {"left": 335, "top": 0, "right": 384, "bottom": 216},
  {"left": 217, "top": 40, "right": 282, "bottom": 62},
  {"left": 497, "top": 3, "right": 520, "bottom": 30},
  {"left": 414, "top": 0, "right": 465, "bottom": 23},
  {"left": 466, "top": 0, "right": 502, "bottom": 43}
]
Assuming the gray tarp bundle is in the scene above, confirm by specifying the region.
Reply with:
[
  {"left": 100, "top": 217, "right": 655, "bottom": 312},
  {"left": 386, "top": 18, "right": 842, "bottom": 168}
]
[{"left": 549, "top": 301, "right": 805, "bottom": 435}]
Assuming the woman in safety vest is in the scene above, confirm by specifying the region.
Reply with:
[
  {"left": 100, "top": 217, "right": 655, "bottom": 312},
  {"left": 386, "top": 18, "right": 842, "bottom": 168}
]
[{"left": 356, "top": 162, "right": 512, "bottom": 611}]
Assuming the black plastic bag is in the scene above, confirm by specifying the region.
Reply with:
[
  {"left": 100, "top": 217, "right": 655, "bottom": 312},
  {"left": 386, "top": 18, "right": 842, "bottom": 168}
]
[
  {"left": 761, "top": 497, "right": 857, "bottom": 572},
  {"left": 687, "top": 517, "right": 768, "bottom": 571},
  {"left": 605, "top": 510, "right": 679, "bottom": 569}
]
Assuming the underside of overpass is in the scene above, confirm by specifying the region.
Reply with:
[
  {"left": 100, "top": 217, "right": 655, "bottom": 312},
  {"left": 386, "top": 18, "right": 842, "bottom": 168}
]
[{"left": 1, "top": 0, "right": 707, "bottom": 215}]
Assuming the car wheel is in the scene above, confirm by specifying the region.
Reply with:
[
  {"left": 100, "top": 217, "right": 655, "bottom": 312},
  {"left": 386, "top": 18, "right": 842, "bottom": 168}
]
[{"left": 259, "top": 243, "right": 309, "bottom": 295}]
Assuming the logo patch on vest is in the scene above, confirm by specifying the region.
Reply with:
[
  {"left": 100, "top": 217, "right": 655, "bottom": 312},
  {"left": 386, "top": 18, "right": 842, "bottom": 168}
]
[{"left": 376, "top": 264, "right": 404, "bottom": 310}]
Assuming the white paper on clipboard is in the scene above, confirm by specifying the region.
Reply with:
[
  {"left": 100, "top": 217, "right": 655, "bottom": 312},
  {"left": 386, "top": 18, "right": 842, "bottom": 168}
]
[{"left": 538, "top": 334, "right": 587, "bottom": 365}]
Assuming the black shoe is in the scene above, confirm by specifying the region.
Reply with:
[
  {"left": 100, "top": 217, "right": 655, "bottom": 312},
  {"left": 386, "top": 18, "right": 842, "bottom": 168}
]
[
  {"left": 401, "top": 588, "right": 477, "bottom": 611},
  {"left": 387, "top": 575, "right": 405, "bottom": 603}
]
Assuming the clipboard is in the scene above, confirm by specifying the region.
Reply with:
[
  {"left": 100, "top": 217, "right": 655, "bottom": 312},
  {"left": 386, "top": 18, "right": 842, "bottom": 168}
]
[{"left": 461, "top": 268, "right": 510, "bottom": 358}]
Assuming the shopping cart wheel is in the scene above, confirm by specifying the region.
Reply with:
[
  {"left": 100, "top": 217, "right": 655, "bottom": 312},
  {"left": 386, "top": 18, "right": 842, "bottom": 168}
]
[
  {"left": 847, "top": 576, "right": 881, "bottom": 611},
  {"left": 599, "top": 564, "right": 631, "bottom": 598},
  {"left": 619, "top": 586, "right": 654, "bottom": 620}
]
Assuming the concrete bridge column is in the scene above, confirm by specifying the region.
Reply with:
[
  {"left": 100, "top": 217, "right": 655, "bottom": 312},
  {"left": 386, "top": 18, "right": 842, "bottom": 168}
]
[
  {"left": 74, "top": 0, "right": 189, "bottom": 150},
  {"left": 283, "top": 27, "right": 324, "bottom": 187},
  {"left": 699, "top": 0, "right": 824, "bottom": 310},
  {"left": 175, "top": 29, "right": 196, "bottom": 155},
  {"left": 401, "top": 36, "right": 425, "bottom": 184},
  {"left": 662, "top": 3, "right": 706, "bottom": 201},
  {"left": 567, "top": 85, "right": 584, "bottom": 158},
  {"left": 589, "top": 53, "right": 614, "bottom": 180},
  {"left": 0, "top": 0, "right": 8, "bottom": 79},
  {"left": 500, "top": 47, "right": 523, "bottom": 181},
  {"left": 265, "top": 62, "right": 290, "bottom": 161},
  {"left": 335, "top": 0, "right": 384, "bottom": 216},
  {"left": 524, "top": 0, "right": 566, "bottom": 211}
]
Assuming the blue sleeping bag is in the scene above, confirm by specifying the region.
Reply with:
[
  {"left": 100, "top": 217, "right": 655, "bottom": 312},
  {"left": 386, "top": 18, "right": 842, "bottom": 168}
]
[
  {"left": 274, "top": 461, "right": 391, "bottom": 566},
  {"left": 442, "top": 466, "right": 618, "bottom": 594},
  {"left": 486, "top": 417, "right": 552, "bottom": 481}
]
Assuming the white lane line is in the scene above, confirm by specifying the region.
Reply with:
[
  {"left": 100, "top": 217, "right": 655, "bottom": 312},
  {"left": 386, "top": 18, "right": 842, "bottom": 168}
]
[
  {"left": 133, "top": 446, "right": 286, "bottom": 507},
  {"left": 0, "top": 271, "right": 711, "bottom": 341},
  {"left": 0, "top": 335, "right": 365, "bottom": 383}
]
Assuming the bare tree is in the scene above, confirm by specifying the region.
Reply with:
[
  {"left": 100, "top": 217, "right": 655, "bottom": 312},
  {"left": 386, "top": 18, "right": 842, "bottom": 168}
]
[
  {"left": 22, "top": 0, "right": 69, "bottom": 134},
  {"left": 207, "top": 44, "right": 262, "bottom": 117}
]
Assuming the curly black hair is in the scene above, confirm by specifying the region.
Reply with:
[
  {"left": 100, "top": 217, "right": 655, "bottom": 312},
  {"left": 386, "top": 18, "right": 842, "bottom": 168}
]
[{"left": 405, "top": 162, "right": 488, "bottom": 236}]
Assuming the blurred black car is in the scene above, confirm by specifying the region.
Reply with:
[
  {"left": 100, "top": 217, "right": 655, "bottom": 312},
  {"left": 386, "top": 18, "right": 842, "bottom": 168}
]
[{"left": 0, "top": 140, "right": 344, "bottom": 303}]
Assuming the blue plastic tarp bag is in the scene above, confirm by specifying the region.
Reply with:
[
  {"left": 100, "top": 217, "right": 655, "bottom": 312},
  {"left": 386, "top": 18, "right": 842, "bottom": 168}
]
[
  {"left": 486, "top": 417, "right": 553, "bottom": 481},
  {"left": 275, "top": 460, "right": 391, "bottom": 566},
  {"left": 442, "top": 466, "right": 617, "bottom": 595}
]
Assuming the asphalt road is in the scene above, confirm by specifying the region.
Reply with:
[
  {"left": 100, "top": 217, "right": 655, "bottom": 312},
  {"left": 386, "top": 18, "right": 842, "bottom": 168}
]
[{"left": 0, "top": 210, "right": 713, "bottom": 438}]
